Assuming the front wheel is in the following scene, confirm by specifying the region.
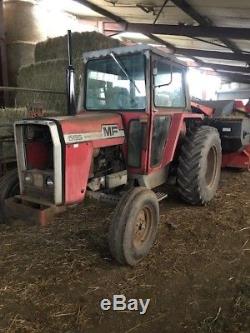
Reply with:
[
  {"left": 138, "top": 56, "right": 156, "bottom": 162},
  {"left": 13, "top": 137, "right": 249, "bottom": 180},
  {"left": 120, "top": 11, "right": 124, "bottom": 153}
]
[{"left": 108, "top": 187, "right": 159, "bottom": 266}]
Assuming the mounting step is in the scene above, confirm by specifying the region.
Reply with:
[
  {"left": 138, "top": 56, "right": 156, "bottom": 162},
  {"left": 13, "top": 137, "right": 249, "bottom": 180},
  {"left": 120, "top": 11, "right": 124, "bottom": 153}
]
[
  {"left": 86, "top": 191, "right": 120, "bottom": 205},
  {"left": 155, "top": 191, "right": 168, "bottom": 202}
]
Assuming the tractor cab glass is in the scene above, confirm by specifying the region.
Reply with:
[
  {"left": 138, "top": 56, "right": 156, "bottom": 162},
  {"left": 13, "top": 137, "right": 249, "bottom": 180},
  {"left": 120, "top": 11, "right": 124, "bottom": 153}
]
[
  {"left": 153, "top": 60, "right": 186, "bottom": 108},
  {"left": 85, "top": 53, "right": 146, "bottom": 111}
]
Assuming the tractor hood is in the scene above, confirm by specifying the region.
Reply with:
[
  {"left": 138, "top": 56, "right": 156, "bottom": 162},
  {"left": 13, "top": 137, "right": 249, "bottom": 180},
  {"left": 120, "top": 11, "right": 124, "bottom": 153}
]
[{"left": 56, "top": 112, "right": 125, "bottom": 145}]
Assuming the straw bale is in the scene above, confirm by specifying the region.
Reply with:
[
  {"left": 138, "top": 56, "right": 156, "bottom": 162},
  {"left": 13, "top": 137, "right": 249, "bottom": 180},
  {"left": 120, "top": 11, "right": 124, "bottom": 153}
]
[{"left": 35, "top": 31, "right": 121, "bottom": 62}]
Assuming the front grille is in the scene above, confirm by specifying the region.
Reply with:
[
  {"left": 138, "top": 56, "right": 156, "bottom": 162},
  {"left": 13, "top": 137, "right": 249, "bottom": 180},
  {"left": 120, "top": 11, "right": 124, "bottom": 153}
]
[{"left": 22, "top": 170, "right": 54, "bottom": 203}]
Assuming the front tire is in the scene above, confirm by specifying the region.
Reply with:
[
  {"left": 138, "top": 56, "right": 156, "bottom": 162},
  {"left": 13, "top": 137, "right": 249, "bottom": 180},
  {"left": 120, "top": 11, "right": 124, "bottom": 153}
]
[
  {"left": 0, "top": 169, "right": 19, "bottom": 223},
  {"left": 109, "top": 187, "right": 159, "bottom": 266},
  {"left": 177, "top": 126, "right": 222, "bottom": 205}
]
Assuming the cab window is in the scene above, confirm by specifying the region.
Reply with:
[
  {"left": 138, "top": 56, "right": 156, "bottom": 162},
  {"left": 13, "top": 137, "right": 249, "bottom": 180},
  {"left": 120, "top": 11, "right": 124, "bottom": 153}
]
[
  {"left": 154, "top": 60, "right": 186, "bottom": 108},
  {"left": 85, "top": 54, "right": 146, "bottom": 110}
]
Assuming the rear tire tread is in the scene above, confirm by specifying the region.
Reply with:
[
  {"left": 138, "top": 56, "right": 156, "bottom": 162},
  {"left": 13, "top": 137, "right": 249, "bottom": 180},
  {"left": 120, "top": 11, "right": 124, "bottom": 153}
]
[{"left": 177, "top": 126, "right": 221, "bottom": 205}]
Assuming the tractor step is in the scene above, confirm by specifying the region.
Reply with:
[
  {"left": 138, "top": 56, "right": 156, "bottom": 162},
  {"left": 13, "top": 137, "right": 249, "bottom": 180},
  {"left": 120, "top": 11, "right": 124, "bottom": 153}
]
[
  {"left": 86, "top": 191, "right": 120, "bottom": 205},
  {"left": 155, "top": 191, "right": 168, "bottom": 202},
  {"left": 86, "top": 190, "right": 168, "bottom": 204}
]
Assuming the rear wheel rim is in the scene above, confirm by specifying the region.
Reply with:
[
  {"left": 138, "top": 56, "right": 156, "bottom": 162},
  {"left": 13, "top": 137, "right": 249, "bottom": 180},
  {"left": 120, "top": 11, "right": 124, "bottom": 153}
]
[
  {"left": 132, "top": 206, "right": 152, "bottom": 250},
  {"left": 205, "top": 146, "right": 218, "bottom": 187}
]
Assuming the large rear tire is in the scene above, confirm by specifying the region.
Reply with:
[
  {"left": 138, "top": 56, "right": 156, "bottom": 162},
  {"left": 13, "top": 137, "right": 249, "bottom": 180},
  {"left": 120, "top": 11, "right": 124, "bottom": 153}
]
[
  {"left": 108, "top": 187, "right": 159, "bottom": 266},
  {"left": 0, "top": 169, "right": 19, "bottom": 223},
  {"left": 177, "top": 126, "right": 222, "bottom": 205}
]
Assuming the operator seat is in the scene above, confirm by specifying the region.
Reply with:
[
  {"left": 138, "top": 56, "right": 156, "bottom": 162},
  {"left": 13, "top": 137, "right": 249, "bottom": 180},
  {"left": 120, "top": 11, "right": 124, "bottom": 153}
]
[{"left": 112, "top": 87, "right": 130, "bottom": 109}]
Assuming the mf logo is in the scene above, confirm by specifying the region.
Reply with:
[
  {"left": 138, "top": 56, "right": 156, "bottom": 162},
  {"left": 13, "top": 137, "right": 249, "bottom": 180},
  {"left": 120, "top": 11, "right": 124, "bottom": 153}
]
[{"left": 102, "top": 125, "right": 119, "bottom": 137}]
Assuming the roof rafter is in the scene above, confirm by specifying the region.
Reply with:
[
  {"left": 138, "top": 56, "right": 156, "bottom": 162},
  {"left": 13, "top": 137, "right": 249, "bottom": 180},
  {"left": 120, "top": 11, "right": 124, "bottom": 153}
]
[
  {"left": 76, "top": 0, "right": 250, "bottom": 84},
  {"left": 126, "top": 23, "right": 250, "bottom": 40},
  {"left": 175, "top": 48, "right": 250, "bottom": 62},
  {"left": 170, "top": 0, "right": 242, "bottom": 54}
]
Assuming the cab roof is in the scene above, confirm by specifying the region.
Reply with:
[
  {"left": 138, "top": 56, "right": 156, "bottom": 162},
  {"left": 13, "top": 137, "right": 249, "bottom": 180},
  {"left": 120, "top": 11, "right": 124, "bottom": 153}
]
[{"left": 82, "top": 44, "right": 186, "bottom": 67}]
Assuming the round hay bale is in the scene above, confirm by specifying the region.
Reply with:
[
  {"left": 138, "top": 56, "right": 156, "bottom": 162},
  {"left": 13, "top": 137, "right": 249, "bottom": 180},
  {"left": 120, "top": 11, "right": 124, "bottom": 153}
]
[{"left": 3, "top": 0, "right": 46, "bottom": 43}]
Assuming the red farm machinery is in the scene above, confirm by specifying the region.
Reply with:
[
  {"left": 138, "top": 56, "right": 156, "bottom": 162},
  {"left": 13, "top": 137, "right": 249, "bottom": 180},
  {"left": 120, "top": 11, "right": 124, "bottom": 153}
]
[{"left": 1, "top": 33, "right": 250, "bottom": 266}]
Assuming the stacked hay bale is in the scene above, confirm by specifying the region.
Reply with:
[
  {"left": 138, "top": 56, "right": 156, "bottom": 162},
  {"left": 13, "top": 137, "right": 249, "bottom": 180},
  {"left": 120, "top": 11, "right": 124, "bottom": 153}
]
[
  {"left": 17, "top": 32, "right": 122, "bottom": 114},
  {"left": 0, "top": 107, "right": 27, "bottom": 159},
  {"left": 17, "top": 59, "right": 69, "bottom": 113},
  {"left": 34, "top": 32, "right": 121, "bottom": 62}
]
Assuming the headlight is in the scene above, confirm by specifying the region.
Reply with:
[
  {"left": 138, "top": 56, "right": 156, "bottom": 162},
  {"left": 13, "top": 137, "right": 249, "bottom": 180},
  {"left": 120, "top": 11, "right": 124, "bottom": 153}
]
[
  {"left": 24, "top": 174, "right": 33, "bottom": 184},
  {"left": 46, "top": 177, "right": 54, "bottom": 187}
]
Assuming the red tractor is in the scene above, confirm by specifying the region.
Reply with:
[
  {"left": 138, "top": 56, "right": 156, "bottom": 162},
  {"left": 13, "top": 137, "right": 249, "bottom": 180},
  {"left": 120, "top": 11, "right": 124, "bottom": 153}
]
[{"left": 1, "top": 35, "right": 249, "bottom": 266}]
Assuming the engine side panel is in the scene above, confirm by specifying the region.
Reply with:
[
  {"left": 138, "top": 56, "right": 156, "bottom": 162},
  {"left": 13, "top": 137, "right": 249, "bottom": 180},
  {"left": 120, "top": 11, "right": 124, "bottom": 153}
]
[{"left": 64, "top": 142, "right": 93, "bottom": 204}]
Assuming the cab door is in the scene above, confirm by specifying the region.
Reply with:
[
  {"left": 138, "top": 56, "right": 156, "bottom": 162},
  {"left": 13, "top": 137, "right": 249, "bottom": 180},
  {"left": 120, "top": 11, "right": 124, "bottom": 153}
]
[{"left": 148, "top": 54, "right": 188, "bottom": 173}]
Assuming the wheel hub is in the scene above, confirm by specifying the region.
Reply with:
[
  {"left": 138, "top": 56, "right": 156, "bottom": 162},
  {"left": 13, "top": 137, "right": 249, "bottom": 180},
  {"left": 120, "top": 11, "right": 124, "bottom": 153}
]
[
  {"left": 205, "top": 146, "right": 218, "bottom": 188},
  {"left": 133, "top": 207, "right": 152, "bottom": 249}
]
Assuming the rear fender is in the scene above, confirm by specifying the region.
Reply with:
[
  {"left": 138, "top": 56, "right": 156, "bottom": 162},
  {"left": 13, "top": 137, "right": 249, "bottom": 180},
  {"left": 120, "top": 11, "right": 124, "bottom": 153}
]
[{"left": 162, "top": 112, "right": 203, "bottom": 167}]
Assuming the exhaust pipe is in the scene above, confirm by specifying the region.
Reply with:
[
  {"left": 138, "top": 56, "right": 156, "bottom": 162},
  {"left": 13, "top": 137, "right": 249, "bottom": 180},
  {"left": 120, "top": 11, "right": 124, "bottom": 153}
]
[{"left": 66, "top": 30, "right": 76, "bottom": 115}]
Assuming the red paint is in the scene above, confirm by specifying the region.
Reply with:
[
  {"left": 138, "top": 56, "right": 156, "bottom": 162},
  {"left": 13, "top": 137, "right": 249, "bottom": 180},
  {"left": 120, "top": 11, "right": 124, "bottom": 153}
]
[
  {"left": 64, "top": 142, "right": 93, "bottom": 204},
  {"left": 26, "top": 142, "right": 49, "bottom": 169},
  {"left": 56, "top": 106, "right": 204, "bottom": 206},
  {"left": 222, "top": 145, "right": 250, "bottom": 170},
  {"left": 60, "top": 112, "right": 124, "bottom": 135},
  {"left": 191, "top": 101, "right": 214, "bottom": 117},
  {"left": 148, "top": 111, "right": 203, "bottom": 174},
  {"left": 119, "top": 112, "right": 150, "bottom": 174}
]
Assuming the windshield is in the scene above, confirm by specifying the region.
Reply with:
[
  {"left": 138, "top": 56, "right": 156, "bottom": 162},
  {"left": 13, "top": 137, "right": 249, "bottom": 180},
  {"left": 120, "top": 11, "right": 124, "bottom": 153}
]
[{"left": 85, "top": 53, "right": 146, "bottom": 110}]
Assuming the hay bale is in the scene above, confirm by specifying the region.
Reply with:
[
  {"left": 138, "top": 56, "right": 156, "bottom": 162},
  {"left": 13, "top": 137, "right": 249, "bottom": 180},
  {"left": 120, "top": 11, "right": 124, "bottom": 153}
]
[
  {"left": 7, "top": 42, "right": 35, "bottom": 86},
  {"left": 0, "top": 107, "right": 60, "bottom": 133},
  {"left": 4, "top": 0, "right": 46, "bottom": 43},
  {"left": 16, "top": 58, "right": 79, "bottom": 113},
  {"left": 17, "top": 32, "right": 122, "bottom": 112},
  {"left": 0, "top": 107, "right": 27, "bottom": 158},
  {"left": 35, "top": 31, "right": 121, "bottom": 62}
]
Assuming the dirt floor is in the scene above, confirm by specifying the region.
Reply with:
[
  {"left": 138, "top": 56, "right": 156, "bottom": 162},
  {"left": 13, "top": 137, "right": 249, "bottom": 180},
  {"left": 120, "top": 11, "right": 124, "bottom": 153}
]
[{"left": 0, "top": 170, "right": 250, "bottom": 333}]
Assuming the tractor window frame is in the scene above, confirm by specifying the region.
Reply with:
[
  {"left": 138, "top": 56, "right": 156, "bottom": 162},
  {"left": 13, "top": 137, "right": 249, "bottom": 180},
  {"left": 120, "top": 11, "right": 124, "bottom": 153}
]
[
  {"left": 84, "top": 52, "right": 147, "bottom": 112},
  {"left": 152, "top": 57, "right": 187, "bottom": 110}
]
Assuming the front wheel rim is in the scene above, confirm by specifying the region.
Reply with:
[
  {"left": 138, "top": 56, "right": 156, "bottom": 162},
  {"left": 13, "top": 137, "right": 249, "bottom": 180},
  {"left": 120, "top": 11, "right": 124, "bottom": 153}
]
[{"left": 132, "top": 206, "right": 153, "bottom": 250}]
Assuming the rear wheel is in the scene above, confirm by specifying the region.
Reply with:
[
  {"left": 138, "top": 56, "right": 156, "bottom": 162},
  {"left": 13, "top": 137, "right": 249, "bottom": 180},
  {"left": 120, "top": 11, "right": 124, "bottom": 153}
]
[
  {"left": 177, "top": 126, "right": 222, "bottom": 205},
  {"left": 0, "top": 169, "right": 19, "bottom": 223},
  {"left": 109, "top": 187, "right": 159, "bottom": 266}
]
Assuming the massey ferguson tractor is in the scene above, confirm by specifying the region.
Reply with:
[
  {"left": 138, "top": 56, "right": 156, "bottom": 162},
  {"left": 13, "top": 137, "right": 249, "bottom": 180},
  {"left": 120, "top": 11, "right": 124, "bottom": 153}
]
[{"left": 1, "top": 32, "right": 250, "bottom": 266}]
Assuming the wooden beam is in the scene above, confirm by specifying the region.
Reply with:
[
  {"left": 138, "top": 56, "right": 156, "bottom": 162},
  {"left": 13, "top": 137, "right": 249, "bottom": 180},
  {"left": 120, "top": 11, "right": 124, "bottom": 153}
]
[
  {"left": 175, "top": 48, "right": 250, "bottom": 62},
  {"left": 206, "top": 63, "right": 250, "bottom": 74},
  {"left": 75, "top": 0, "right": 126, "bottom": 24},
  {"left": 171, "top": 0, "right": 241, "bottom": 54},
  {"left": 218, "top": 72, "right": 250, "bottom": 84},
  {"left": 127, "top": 23, "right": 250, "bottom": 40}
]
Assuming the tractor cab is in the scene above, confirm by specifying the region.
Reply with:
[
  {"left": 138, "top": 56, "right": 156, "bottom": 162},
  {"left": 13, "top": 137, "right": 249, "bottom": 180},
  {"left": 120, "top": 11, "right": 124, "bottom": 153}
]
[
  {"left": 80, "top": 44, "right": 190, "bottom": 113},
  {"left": 78, "top": 45, "right": 199, "bottom": 182}
]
